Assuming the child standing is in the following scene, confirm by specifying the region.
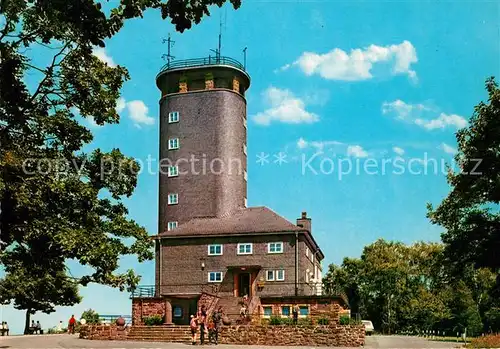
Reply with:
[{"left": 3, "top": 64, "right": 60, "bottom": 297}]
[{"left": 190, "top": 315, "right": 198, "bottom": 345}]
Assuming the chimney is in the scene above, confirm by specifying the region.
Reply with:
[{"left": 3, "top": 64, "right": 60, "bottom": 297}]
[{"left": 296, "top": 211, "right": 311, "bottom": 233}]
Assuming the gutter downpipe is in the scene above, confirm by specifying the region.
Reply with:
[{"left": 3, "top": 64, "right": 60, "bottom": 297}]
[
  {"left": 158, "top": 238, "right": 162, "bottom": 297},
  {"left": 295, "top": 232, "right": 299, "bottom": 296}
]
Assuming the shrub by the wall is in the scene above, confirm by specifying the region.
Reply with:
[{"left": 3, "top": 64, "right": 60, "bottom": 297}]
[
  {"left": 318, "top": 317, "right": 330, "bottom": 325},
  {"left": 143, "top": 315, "right": 163, "bottom": 326}
]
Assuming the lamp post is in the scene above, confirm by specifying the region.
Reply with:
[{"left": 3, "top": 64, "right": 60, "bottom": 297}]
[{"left": 200, "top": 259, "right": 205, "bottom": 293}]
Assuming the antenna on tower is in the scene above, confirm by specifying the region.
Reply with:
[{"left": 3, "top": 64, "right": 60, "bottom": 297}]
[
  {"left": 161, "top": 33, "right": 175, "bottom": 64},
  {"left": 210, "top": 15, "right": 223, "bottom": 62}
]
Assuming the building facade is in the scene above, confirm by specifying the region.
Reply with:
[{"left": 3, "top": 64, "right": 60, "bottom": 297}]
[{"left": 150, "top": 56, "right": 326, "bottom": 325}]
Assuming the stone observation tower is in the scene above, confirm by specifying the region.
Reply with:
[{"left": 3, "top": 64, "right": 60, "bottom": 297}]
[{"left": 156, "top": 56, "right": 251, "bottom": 234}]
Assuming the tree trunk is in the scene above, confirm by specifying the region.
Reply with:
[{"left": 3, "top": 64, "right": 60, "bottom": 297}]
[{"left": 24, "top": 309, "right": 31, "bottom": 335}]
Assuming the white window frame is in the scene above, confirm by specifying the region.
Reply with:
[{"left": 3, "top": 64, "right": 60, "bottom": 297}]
[
  {"left": 167, "top": 193, "right": 178, "bottom": 205},
  {"left": 244, "top": 171, "right": 247, "bottom": 181},
  {"left": 244, "top": 198, "right": 247, "bottom": 208},
  {"left": 305, "top": 271, "right": 309, "bottom": 284},
  {"left": 299, "top": 306, "right": 309, "bottom": 318},
  {"left": 243, "top": 144, "right": 247, "bottom": 155},
  {"left": 306, "top": 247, "right": 309, "bottom": 257},
  {"left": 208, "top": 244, "right": 223, "bottom": 256},
  {"left": 167, "top": 165, "right": 179, "bottom": 177},
  {"left": 268, "top": 242, "right": 283, "bottom": 254},
  {"left": 276, "top": 269, "right": 285, "bottom": 281},
  {"left": 167, "top": 221, "right": 178, "bottom": 231},
  {"left": 281, "top": 306, "right": 291, "bottom": 318},
  {"left": 168, "top": 111, "right": 180, "bottom": 123},
  {"left": 266, "top": 270, "right": 275, "bottom": 281},
  {"left": 237, "top": 243, "right": 253, "bottom": 255},
  {"left": 208, "top": 271, "right": 223, "bottom": 283},
  {"left": 262, "top": 306, "right": 273, "bottom": 318},
  {"left": 168, "top": 138, "right": 179, "bottom": 150},
  {"left": 311, "top": 253, "right": 314, "bottom": 263},
  {"left": 243, "top": 117, "right": 247, "bottom": 129}
]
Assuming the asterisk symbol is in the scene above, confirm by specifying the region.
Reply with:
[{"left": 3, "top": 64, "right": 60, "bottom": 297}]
[
  {"left": 256, "top": 152, "right": 270, "bottom": 165},
  {"left": 273, "top": 152, "right": 288, "bottom": 165}
]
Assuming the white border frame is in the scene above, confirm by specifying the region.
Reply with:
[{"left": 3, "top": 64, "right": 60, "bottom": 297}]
[
  {"left": 168, "top": 138, "right": 180, "bottom": 150},
  {"left": 167, "top": 193, "right": 178, "bottom": 205},
  {"left": 208, "top": 271, "right": 223, "bottom": 283},
  {"left": 268, "top": 242, "right": 284, "bottom": 254}
]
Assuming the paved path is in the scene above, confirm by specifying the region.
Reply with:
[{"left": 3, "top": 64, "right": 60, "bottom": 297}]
[{"left": 0, "top": 334, "right": 464, "bottom": 348}]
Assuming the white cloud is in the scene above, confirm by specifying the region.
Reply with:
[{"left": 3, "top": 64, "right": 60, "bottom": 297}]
[
  {"left": 281, "top": 41, "right": 417, "bottom": 81},
  {"left": 415, "top": 113, "right": 468, "bottom": 130},
  {"left": 382, "top": 100, "right": 467, "bottom": 131},
  {"left": 347, "top": 145, "right": 369, "bottom": 158},
  {"left": 115, "top": 97, "right": 155, "bottom": 128},
  {"left": 93, "top": 47, "right": 116, "bottom": 67},
  {"left": 296, "top": 138, "right": 343, "bottom": 151},
  {"left": 253, "top": 87, "right": 319, "bottom": 126},
  {"left": 392, "top": 146, "right": 405, "bottom": 155},
  {"left": 439, "top": 142, "right": 457, "bottom": 155}
]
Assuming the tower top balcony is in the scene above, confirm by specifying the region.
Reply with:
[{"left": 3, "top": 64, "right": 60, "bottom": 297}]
[{"left": 155, "top": 56, "right": 251, "bottom": 97}]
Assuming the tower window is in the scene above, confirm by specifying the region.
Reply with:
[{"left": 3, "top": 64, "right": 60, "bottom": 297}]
[
  {"left": 168, "top": 165, "right": 179, "bottom": 177},
  {"left": 244, "top": 171, "right": 247, "bottom": 181},
  {"left": 244, "top": 198, "right": 247, "bottom": 208},
  {"left": 168, "top": 138, "right": 179, "bottom": 150},
  {"left": 168, "top": 111, "right": 179, "bottom": 123},
  {"left": 243, "top": 117, "right": 247, "bottom": 129},
  {"left": 167, "top": 221, "right": 178, "bottom": 231},
  {"left": 243, "top": 144, "right": 247, "bottom": 155},
  {"left": 167, "top": 193, "right": 178, "bottom": 205}
]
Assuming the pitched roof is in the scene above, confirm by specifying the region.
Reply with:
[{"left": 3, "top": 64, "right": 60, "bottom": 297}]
[{"left": 158, "top": 206, "right": 305, "bottom": 237}]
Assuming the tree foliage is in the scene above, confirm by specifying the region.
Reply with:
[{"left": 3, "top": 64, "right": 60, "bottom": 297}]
[
  {"left": 0, "top": 0, "right": 241, "bottom": 334},
  {"left": 323, "top": 239, "right": 499, "bottom": 335},
  {"left": 427, "top": 77, "right": 500, "bottom": 275}
]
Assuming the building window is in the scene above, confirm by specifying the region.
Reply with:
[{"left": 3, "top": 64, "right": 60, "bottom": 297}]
[
  {"left": 167, "top": 221, "right": 178, "bottom": 231},
  {"left": 276, "top": 269, "right": 285, "bottom": 281},
  {"left": 305, "top": 271, "right": 309, "bottom": 283},
  {"left": 311, "top": 253, "right": 314, "bottom": 263},
  {"left": 306, "top": 247, "right": 309, "bottom": 257},
  {"left": 268, "top": 242, "right": 283, "bottom": 254},
  {"left": 281, "top": 306, "right": 291, "bottom": 317},
  {"left": 243, "top": 144, "right": 247, "bottom": 155},
  {"left": 168, "top": 111, "right": 180, "bottom": 123},
  {"left": 237, "top": 243, "right": 252, "bottom": 255},
  {"left": 167, "top": 193, "right": 178, "bottom": 205},
  {"left": 243, "top": 117, "right": 247, "bottom": 129},
  {"left": 244, "top": 198, "right": 247, "bottom": 208},
  {"left": 168, "top": 138, "right": 179, "bottom": 150},
  {"left": 299, "top": 306, "right": 309, "bottom": 317},
  {"left": 208, "top": 272, "right": 223, "bottom": 283},
  {"left": 208, "top": 244, "right": 223, "bottom": 256},
  {"left": 263, "top": 306, "right": 272, "bottom": 318},
  {"left": 266, "top": 270, "right": 275, "bottom": 281},
  {"left": 244, "top": 171, "right": 247, "bottom": 181},
  {"left": 173, "top": 306, "right": 183, "bottom": 318},
  {"left": 168, "top": 165, "right": 179, "bottom": 177}
]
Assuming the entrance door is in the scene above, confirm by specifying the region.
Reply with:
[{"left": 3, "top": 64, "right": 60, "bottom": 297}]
[{"left": 238, "top": 273, "right": 251, "bottom": 297}]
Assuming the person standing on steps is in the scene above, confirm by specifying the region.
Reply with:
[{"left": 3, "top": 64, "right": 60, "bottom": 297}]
[
  {"left": 190, "top": 315, "right": 198, "bottom": 345},
  {"left": 213, "top": 306, "right": 223, "bottom": 345},
  {"left": 198, "top": 305, "right": 207, "bottom": 345}
]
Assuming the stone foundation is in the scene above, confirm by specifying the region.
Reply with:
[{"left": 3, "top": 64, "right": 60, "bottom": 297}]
[
  {"left": 79, "top": 325, "right": 129, "bottom": 340},
  {"left": 80, "top": 323, "right": 364, "bottom": 346},
  {"left": 132, "top": 298, "right": 165, "bottom": 325}
]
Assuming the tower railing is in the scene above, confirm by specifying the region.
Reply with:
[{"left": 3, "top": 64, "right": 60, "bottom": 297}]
[{"left": 158, "top": 56, "right": 246, "bottom": 75}]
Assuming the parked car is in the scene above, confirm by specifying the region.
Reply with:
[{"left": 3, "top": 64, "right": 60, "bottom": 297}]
[{"left": 362, "top": 320, "right": 374, "bottom": 335}]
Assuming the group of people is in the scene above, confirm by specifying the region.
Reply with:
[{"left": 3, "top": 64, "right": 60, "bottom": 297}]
[
  {"left": 0, "top": 321, "right": 9, "bottom": 336},
  {"left": 29, "top": 320, "right": 43, "bottom": 334},
  {"left": 190, "top": 305, "right": 224, "bottom": 345}
]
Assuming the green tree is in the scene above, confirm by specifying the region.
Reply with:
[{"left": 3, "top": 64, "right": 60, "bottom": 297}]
[
  {"left": 427, "top": 77, "right": 500, "bottom": 278},
  {"left": 1, "top": 0, "right": 241, "bottom": 334},
  {"left": 81, "top": 309, "right": 100, "bottom": 324}
]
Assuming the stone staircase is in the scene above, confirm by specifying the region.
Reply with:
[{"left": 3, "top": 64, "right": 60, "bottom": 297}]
[
  {"left": 217, "top": 296, "right": 243, "bottom": 323},
  {"left": 127, "top": 325, "right": 192, "bottom": 343}
]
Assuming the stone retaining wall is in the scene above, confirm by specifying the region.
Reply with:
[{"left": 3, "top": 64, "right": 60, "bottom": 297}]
[
  {"left": 132, "top": 298, "right": 165, "bottom": 325},
  {"left": 79, "top": 325, "right": 129, "bottom": 340},
  {"left": 80, "top": 323, "right": 364, "bottom": 347},
  {"left": 219, "top": 324, "right": 365, "bottom": 347}
]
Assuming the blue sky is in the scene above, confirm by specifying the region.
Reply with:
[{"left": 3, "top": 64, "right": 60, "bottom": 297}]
[{"left": 2, "top": 0, "right": 499, "bottom": 335}]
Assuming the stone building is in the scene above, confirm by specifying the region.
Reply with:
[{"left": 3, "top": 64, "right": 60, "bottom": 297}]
[{"left": 136, "top": 56, "right": 332, "bottom": 325}]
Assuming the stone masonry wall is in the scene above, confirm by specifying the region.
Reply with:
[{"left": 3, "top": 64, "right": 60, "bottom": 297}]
[
  {"left": 80, "top": 323, "right": 364, "bottom": 346},
  {"left": 132, "top": 298, "right": 165, "bottom": 325},
  {"left": 79, "top": 325, "right": 129, "bottom": 340},
  {"left": 219, "top": 325, "right": 365, "bottom": 347}
]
